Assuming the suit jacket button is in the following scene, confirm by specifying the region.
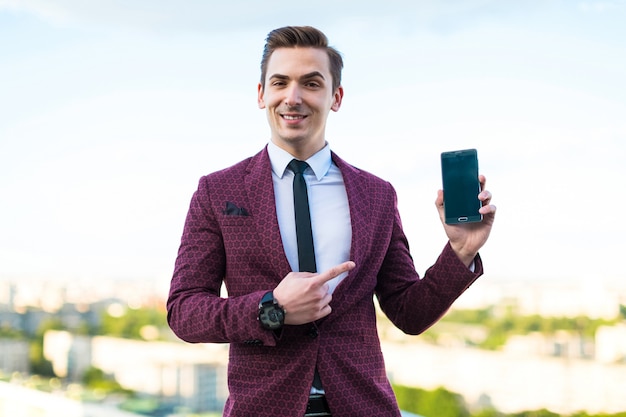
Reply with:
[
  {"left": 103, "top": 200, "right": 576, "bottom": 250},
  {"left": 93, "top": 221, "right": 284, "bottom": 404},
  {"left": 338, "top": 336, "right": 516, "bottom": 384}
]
[{"left": 307, "top": 325, "right": 318, "bottom": 339}]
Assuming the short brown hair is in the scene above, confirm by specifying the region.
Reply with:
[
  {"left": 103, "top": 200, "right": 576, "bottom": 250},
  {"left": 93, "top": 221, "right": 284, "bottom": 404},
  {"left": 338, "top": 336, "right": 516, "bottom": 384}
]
[{"left": 259, "top": 26, "right": 344, "bottom": 92}]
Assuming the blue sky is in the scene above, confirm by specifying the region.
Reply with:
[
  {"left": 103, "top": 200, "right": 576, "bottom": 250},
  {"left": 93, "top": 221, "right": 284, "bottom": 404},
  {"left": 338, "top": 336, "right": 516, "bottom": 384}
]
[{"left": 1, "top": 0, "right": 625, "bottom": 289}]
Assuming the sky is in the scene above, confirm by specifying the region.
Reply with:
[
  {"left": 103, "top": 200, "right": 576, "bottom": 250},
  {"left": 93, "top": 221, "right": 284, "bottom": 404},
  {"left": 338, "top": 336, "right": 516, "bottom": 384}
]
[{"left": 1, "top": 0, "right": 625, "bottom": 292}]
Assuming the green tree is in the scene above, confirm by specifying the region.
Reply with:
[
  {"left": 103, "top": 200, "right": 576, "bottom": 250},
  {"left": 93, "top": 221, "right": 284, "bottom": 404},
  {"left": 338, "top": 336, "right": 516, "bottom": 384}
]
[
  {"left": 424, "top": 387, "right": 469, "bottom": 417},
  {"left": 472, "top": 408, "right": 505, "bottom": 417},
  {"left": 430, "top": 308, "right": 620, "bottom": 350},
  {"left": 29, "top": 317, "right": 63, "bottom": 377},
  {"left": 82, "top": 366, "right": 133, "bottom": 394},
  {"left": 0, "top": 324, "right": 23, "bottom": 339},
  {"left": 99, "top": 306, "right": 167, "bottom": 340},
  {"left": 394, "top": 384, "right": 425, "bottom": 414},
  {"left": 393, "top": 384, "right": 469, "bottom": 417},
  {"left": 509, "top": 410, "right": 559, "bottom": 417}
]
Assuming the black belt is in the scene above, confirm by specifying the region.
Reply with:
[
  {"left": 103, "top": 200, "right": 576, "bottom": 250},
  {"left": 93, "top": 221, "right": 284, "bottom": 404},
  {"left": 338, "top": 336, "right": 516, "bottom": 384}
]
[{"left": 305, "top": 394, "right": 332, "bottom": 417}]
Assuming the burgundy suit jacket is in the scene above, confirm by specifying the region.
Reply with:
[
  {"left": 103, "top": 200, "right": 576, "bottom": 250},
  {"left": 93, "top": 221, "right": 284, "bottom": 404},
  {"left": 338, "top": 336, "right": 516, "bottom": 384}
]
[{"left": 167, "top": 146, "right": 483, "bottom": 416}]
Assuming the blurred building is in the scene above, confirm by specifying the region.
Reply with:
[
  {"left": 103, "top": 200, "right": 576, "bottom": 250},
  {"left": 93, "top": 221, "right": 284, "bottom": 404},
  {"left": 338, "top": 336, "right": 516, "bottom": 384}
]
[
  {"left": 503, "top": 331, "right": 595, "bottom": 359},
  {"left": 44, "top": 331, "right": 228, "bottom": 413},
  {"left": 0, "top": 339, "right": 29, "bottom": 374},
  {"left": 455, "top": 277, "right": 625, "bottom": 319},
  {"left": 383, "top": 340, "right": 626, "bottom": 415},
  {"left": 595, "top": 323, "right": 626, "bottom": 363}
]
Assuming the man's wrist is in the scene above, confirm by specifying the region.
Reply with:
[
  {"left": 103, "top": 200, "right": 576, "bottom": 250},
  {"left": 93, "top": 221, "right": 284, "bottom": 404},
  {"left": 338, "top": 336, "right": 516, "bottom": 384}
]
[
  {"left": 450, "top": 242, "right": 477, "bottom": 268},
  {"left": 258, "top": 291, "right": 285, "bottom": 330}
]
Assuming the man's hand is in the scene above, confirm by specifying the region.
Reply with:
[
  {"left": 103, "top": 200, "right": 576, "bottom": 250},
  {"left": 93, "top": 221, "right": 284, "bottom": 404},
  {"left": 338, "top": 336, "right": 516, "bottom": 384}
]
[
  {"left": 273, "top": 261, "right": 356, "bottom": 325},
  {"left": 436, "top": 174, "right": 496, "bottom": 267}
]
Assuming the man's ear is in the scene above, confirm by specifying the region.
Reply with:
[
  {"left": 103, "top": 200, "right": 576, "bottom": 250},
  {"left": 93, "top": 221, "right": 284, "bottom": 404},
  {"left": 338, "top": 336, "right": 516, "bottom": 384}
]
[
  {"left": 257, "top": 83, "right": 266, "bottom": 109},
  {"left": 331, "top": 86, "right": 344, "bottom": 112}
]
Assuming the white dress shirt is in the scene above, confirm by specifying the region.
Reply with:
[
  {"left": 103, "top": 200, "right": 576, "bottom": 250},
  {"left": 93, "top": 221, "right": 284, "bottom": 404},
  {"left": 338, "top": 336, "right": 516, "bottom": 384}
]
[{"left": 267, "top": 141, "right": 352, "bottom": 294}]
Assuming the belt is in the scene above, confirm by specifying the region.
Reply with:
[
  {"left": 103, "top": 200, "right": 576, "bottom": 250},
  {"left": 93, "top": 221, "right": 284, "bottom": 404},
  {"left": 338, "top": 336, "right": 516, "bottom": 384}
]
[{"left": 305, "top": 394, "right": 332, "bottom": 417}]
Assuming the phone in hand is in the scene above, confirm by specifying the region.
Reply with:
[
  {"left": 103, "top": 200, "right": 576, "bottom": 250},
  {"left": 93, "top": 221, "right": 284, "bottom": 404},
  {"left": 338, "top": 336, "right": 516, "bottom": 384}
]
[{"left": 440, "top": 148, "right": 482, "bottom": 224}]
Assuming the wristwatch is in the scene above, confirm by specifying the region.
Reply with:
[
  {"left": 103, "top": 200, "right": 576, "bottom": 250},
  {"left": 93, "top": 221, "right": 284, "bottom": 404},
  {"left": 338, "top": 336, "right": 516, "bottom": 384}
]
[{"left": 258, "top": 291, "right": 285, "bottom": 330}]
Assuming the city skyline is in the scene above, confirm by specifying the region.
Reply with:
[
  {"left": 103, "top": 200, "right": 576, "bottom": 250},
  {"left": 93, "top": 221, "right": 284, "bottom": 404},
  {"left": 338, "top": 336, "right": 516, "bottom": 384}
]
[
  {"left": 1, "top": 1, "right": 625, "bottom": 288},
  {"left": 3, "top": 283, "right": 626, "bottom": 415}
]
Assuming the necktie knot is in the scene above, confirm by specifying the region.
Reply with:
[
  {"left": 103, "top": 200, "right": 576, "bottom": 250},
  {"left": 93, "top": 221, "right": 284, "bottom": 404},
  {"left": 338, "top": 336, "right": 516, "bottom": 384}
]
[{"left": 288, "top": 159, "right": 310, "bottom": 176}]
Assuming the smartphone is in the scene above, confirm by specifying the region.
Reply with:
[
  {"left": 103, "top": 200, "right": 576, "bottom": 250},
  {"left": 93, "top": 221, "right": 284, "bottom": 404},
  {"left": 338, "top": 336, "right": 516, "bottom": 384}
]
[{"left": 441, "top": 148, "right": 482, "bottom": 224}]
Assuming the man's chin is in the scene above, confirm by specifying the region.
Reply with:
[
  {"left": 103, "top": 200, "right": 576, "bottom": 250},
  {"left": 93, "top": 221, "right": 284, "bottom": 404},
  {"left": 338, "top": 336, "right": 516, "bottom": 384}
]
[{"left": 277, "top": 132, "right": 308, "bottom": 144}]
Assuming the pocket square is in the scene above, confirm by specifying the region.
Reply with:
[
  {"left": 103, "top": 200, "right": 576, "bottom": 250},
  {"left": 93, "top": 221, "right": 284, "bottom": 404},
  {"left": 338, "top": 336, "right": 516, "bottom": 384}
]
[{"left": 223, "top": 201, "right": 249, "bottom": 216}]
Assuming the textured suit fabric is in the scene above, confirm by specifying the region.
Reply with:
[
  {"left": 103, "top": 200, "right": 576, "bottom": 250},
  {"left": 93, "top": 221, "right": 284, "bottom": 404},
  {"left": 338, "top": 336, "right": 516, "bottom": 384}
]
[{"left": 167, "top": 146, "right": 483, "bottom": 417}]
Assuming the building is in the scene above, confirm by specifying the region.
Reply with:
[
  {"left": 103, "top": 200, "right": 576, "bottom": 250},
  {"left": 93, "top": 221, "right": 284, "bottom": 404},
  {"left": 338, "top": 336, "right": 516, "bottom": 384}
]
[
  {"left": 383, "top": 340, "right": 626, "bottom": 415},
  {"left": 595, "top": 323, "right": 626, "bottom": 364},
  {"left": 44, "top": 331, "right": 229, "bottom": 413},
  {"left": 455, "top": 277, "right": 625, "bottom": 319},
  {"left": 0, "top": 339, "right": 29, "bottom": 374}
]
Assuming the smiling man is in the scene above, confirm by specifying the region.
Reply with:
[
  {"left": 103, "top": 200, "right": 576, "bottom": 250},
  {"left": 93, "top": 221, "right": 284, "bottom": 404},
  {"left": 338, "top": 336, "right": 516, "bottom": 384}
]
[
  {"left": 167, "top": 26, "right": 496, "bottom": 417},
  {"left": 258, "top": 46, "right": 342, "bottom": 160}
]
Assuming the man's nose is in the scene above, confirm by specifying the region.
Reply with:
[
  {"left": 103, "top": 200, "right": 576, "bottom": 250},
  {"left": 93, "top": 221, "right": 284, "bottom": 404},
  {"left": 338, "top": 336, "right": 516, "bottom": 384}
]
[{"left": 284, "top": 84, "right": 302, "bottom": 106}]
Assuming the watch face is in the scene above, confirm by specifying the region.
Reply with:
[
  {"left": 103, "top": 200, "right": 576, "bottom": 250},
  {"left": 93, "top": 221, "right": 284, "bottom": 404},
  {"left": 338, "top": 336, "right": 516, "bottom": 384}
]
[
  {"left": 267, "top": 308, "right": 284, "bottom": 324},
  {"left": 259, "top": 305, "right": 284, "bottom": 330}
]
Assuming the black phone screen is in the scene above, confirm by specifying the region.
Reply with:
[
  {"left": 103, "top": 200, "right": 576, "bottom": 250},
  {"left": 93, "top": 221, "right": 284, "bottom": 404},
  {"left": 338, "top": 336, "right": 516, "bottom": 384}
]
[{"left": 441, "top": 149, "right": 482, "bottom": 224}]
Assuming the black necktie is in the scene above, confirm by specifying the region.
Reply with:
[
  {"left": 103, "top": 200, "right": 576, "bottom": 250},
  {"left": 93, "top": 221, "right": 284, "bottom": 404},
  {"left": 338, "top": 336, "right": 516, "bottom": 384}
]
[
  {"left": 288, "top": 159, "right": 323, "bottom": 391},
  {"left": 288, "top": 159, "right": 317, "bottom": 273}
]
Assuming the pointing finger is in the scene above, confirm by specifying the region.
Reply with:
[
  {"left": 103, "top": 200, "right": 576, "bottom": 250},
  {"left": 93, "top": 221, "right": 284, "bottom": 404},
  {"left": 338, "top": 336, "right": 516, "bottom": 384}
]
[{"left": 314, "top": 261, "right": 355, "bottom": 284}]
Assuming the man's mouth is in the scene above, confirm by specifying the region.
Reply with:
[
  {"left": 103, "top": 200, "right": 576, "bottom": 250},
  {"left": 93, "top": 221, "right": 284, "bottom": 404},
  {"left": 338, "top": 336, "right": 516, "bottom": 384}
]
[{"left": 282, "top": 114, "right": 306, "bottom": 120}]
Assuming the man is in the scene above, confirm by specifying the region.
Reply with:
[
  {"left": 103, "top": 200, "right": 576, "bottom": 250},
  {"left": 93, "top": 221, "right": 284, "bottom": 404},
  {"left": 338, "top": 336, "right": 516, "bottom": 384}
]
[{"left": 167, "top": 26, "right": 496, "bottom": 417}]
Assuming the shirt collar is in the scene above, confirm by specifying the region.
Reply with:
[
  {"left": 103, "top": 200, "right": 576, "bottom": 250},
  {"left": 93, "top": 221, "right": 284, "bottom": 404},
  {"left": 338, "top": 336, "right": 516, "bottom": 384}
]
[{"left": 267, "top": 141, "right": 332, "bottom": 181}]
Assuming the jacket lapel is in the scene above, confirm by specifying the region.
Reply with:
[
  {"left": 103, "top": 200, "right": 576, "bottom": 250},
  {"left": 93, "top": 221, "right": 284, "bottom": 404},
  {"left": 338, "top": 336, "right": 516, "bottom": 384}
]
[
  {"left": 244, "top": 147, "right": 292, "bottom": 281},
  {"left": 329, "top": 153, "right": 374, "bottom": 304}
]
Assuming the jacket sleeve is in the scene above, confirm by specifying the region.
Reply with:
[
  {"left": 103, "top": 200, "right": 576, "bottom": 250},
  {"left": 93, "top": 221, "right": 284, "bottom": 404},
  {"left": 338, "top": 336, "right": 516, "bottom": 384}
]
[
  {"left": 166, "top": 176, "right": 278, "bottom": 346},
  {"left": 375, "top": 187, "right": 483, "bottom": 335}
]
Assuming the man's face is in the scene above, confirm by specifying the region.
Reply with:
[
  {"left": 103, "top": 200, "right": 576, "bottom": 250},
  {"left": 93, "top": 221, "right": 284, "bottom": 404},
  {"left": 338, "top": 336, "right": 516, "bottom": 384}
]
[{"left": 258, "top": 47, "right": 343, "bottom": 157}]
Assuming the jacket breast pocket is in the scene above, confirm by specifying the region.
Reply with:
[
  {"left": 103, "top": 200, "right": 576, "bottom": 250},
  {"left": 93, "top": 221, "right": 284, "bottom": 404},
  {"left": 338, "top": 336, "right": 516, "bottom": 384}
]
[
  {"left": 221, "top": 216, "right": 254, "bottom": 227},
  {"left": 220, "top": 216, "right": 265, "bottom": 257}
]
